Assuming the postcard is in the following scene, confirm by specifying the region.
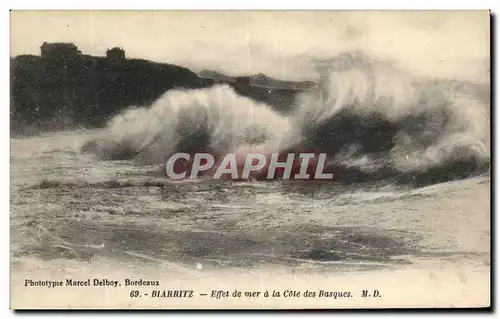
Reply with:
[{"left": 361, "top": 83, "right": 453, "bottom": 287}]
[{"left": 10, "top": 10, "right": 491, "bottom": 309}]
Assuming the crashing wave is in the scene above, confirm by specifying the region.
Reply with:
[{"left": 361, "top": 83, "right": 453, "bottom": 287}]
[{"left": 82, "top": 51, "right": 490, "bottom": 185}]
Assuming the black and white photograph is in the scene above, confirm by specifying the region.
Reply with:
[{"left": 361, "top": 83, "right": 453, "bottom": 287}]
[{"left": 10, "top": 10, "right": 491, "bottom": 309}]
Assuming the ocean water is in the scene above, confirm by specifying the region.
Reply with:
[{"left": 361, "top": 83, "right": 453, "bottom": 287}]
[{"left": 10, "top": 51, "right": 491, "bottom": 309}]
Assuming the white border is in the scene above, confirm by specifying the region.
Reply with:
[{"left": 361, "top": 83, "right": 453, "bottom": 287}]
[
  {"left": 3, "top": 0, "right": 498, "bottom": 318},
  {"left": 5, "top": 1, "right": 498, "bottom": 10}
]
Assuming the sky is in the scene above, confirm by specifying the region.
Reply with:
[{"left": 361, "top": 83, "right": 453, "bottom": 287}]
[{"left": 10, "top": 10, "right": 490, "bottom": 82}]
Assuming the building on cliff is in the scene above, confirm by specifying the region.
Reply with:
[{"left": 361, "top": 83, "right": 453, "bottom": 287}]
[
  {"left": 40, "top": 42, "right": 82, "bottom": 59},
  {"left": 106, "top": 47, "right": 126, "bottom": 60}
]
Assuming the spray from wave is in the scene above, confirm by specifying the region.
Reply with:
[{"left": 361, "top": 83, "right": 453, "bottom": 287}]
[
  {"left": 81, "top": 51, "right": 490, "bottom": 186},
  {"left": 81, "top": 84, "right": 291, "bottom": 163}
]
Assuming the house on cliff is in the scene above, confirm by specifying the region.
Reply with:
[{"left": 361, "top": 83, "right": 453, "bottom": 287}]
[
  {"left": 106, "top": 47, "right": 126, "bottom": 61},
  {"left": 40, "top": 42, "right": 82, "bottom": 59}
]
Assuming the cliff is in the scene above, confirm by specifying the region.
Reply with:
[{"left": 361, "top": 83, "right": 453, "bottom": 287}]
[
  {"left": 199, "top": 70, "right": 316, "bottom": 91},
  {"left": 10, "top": 44, "right": 309, "bottom": 135}
]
